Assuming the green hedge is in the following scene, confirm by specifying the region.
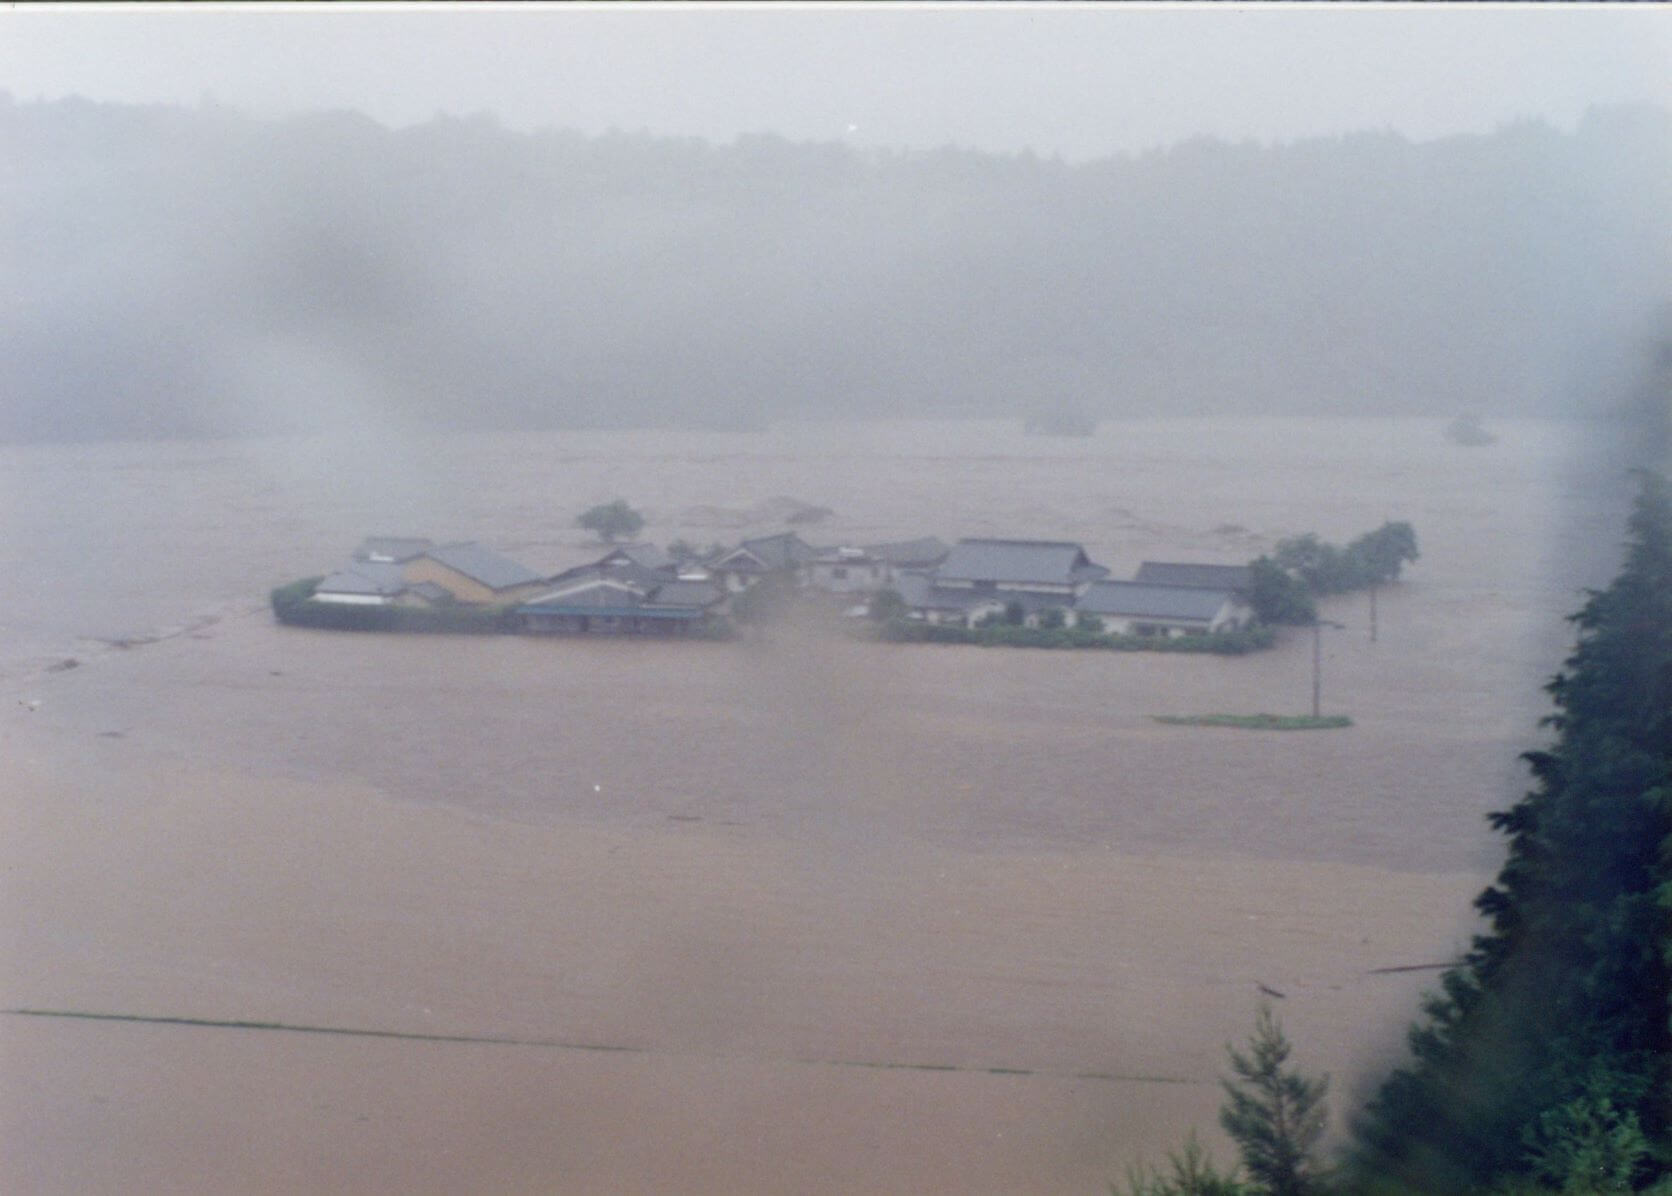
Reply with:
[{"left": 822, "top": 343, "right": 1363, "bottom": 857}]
[{"left": 865, "top": 620, "right": 1275, "bottom": 654}]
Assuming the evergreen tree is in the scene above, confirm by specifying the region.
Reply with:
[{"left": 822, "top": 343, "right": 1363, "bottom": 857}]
[
  {"left": 1247, "top": 556, "right": 1319, "bottom": 625},
  {"left": 1349, "top": 472, "right": 1672, "bottom": 1193},
  {"left": 1220, "top": 1002, "right": 1330, "bottom": 1196},
  {"left": 1116, "top": 1133, "right": 1253, "bottom": 1196}
]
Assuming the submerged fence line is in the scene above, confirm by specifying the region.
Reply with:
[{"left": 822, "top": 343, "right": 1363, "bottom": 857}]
[{"left": 4, "top": 1006, "right": 1198, "bottom": 1087}]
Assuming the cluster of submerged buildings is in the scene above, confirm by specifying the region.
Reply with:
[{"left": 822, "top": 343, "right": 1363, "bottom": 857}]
[{"left": 309, "top": 532, "right": 1255, "bottom": 639}]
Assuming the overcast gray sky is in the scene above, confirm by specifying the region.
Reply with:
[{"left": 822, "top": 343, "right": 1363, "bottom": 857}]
[{"left": 3, "top": 3, "right": 1670, "bottom": 160}]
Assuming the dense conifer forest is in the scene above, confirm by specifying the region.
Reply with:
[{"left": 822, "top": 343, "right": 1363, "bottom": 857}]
[{"left": 1345, "top": 469, "right": 1671, "bottom": 1195}]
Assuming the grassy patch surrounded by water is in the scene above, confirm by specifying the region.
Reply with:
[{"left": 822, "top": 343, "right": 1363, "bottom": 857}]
[{"left": 1152, "top": 713, "right": 1353, "bottom": 730}]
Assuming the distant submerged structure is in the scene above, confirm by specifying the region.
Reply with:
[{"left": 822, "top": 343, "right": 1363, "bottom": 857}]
[
  {"left": 1446, "top": 413, "right": 1497, "bottom": 446},
  {"left": 1024, "top": 408, "right": 1098, "bottom": 437}
]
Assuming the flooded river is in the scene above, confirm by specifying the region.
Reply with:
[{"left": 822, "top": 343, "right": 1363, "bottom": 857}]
[{"left": 0, "top": 417, "right": 1632, "bottom": 1192}]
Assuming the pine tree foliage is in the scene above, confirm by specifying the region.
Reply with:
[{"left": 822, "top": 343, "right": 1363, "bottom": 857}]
[
  {"left": 1114, "top": 1132, "right": 1253, "bottom": 1196},
  {"left": 1350, "top": 471, "right": 1672, "bottom": 1194},
  {"left": 1220, "top": 1003, "right": 1330, "bottom": 1196}
]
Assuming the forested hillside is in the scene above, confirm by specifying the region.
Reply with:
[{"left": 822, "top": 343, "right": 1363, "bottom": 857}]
[
  {"left": 1348, "top": 470, "right": 1671, "bottom": 1194},
  {"left": 3, "top": 95, "right": 1667, "bottom": 441}
]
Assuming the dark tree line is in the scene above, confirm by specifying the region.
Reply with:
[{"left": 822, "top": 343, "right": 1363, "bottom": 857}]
[
  {"left": 1245, "top": 522, "right": 1419, "bottom": 626},
  {"left": 1121, "top": 475, "right": 1670, "bottom": 1195},
  {"left": 1347, "top": 472, "right": 1671, "bottom": 1194}
]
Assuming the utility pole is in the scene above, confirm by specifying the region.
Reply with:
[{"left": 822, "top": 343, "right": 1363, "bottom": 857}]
[
  {"left": 1312, "top": 619, "right": 1321, "bottom": 717},
  {"left": 1369, "top": 583, "right": 1378, "bottom": 642},
  {"left": 1312, "top": 619, "right": 1345, "bottom": 718}
]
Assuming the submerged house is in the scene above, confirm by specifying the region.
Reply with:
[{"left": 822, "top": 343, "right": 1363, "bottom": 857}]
[
  {"left": 803, "top": 547, "right": 891, "bottom": 595},
  {"left": 900, "top": 538, "right": 1108, "bottom": 626},
  {"left": 1074, "top": 580, "right": 1251, "bottom": 637},
  {"left": 402, "top": 542, "right": 547, "bottom": 605},
  {"left": 801, "top": 536, "right": 954, "bottom": 597},
  {"left": 515, "top": 576, "right": 725, "bottom": 636},
  {"left": 514, "top": 543, "right": 724, "bottom": 635},
  {"left": 313, "top": 561, "right": 426, "bottom": 606},
  {"left": 314, "top": 538, "right": 543, "bottom": 607},
  {"left": 707, "top": 531, "right": 821, "bottom": 593}
]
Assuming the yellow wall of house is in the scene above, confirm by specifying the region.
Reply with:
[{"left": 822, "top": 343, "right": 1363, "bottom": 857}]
[{"left": 402, "top": 559, "right": 545, "bottom": 605}]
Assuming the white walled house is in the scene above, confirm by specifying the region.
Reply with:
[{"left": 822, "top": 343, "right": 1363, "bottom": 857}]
[
  {"left": 804, "top": 547, "right": 890, "bottom": 594},
  {"left": 708, "top": 531, "right": 820, "bottom": 594},
  {"left": 896, "top": 538, "right": 1108, "bottom": 625}
]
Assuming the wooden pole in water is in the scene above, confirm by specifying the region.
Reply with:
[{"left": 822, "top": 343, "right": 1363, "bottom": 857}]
[
  {"left": 1312, "top": 619, "right": 1322, "bottom": 718},
  {"left": 1370, "top": 583, "right": 1378, "bottom": 642}
]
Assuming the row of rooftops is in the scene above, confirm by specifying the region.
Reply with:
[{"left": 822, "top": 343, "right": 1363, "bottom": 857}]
[
  {"left": 319, "top": 532, "right": 1253, "bottom": 624},
  {"left": 708, "top": 533, "right": 1254, "bottom": 625},
  {"left": 710, "top": 531, "right": 952, "bottom": 575},
  {"left": 716, "top": 534, "right": 1248, "bottom": 591}
]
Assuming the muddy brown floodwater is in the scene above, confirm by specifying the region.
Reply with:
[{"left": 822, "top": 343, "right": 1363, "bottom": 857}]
[{"left": 0, "top": 418, "right": 1630, "bottom": 1192}]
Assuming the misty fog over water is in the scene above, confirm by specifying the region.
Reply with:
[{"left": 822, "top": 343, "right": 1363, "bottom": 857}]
[{"left": 3, "top": 94, "right": 1668, "bottom": 443}]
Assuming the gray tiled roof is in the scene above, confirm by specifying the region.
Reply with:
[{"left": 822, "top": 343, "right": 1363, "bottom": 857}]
[
  {"left": 745, "top": 531, "right": 819, "bottom": 568},
  {"left": 421, "top": 542, "right": 543, "bottom": 590},
  {"left": 526, "top": 584, "right": 644, "bottom": 609},
  {"left": 544, "top": 560, "right": 669, "bottom": 592},
  {"left": 518, "top": 576, "right": 719, "bottom": 615},
  {"left": 937, "top": 539, "right": 1107, "bottom": 586},
  {"left": 525, "top": 576, "right": 647, "bottom": 606},
  {"left": 600, "top": 543, "right": 675, "bottom": 572},
  {"left": 1076, "top": 581, "right": 1231, "bottom": 621},
  {"left": 353, "top": 536, "right": 433, "bottom": 563},
  {"left": 316, "top": 561, "right": 408, "bottom": 595},
  {"left": 645, "top": 580, "right": 724, "bottom": 608},
  {"left": 718, "top": 531, "right": 819, "bottom": 572},
  {"left": 1133, "top": 562, "right": 1252, "bottom": 592},
  {"left": 864, "top": 536, "right": 950, "bottom": 567}
]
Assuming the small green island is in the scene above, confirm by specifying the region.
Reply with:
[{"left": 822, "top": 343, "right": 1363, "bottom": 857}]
[{"left": 1152, "top": 713, "right": 1354, "bottom": 730}]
